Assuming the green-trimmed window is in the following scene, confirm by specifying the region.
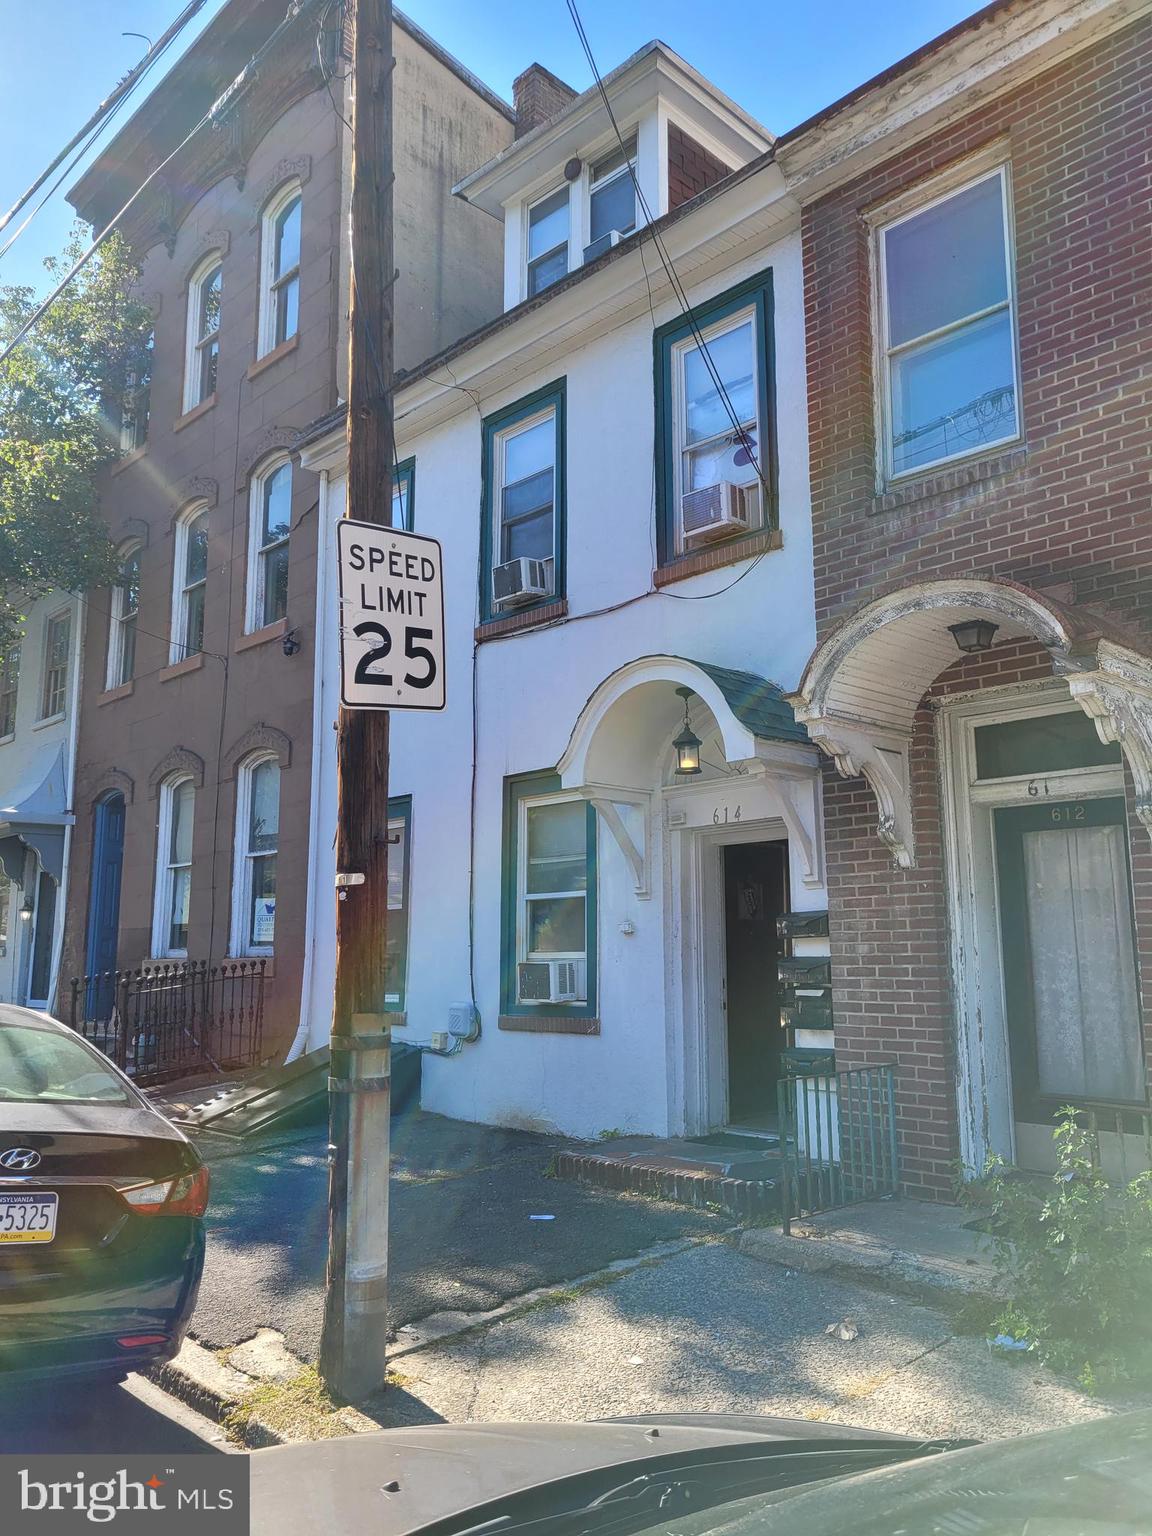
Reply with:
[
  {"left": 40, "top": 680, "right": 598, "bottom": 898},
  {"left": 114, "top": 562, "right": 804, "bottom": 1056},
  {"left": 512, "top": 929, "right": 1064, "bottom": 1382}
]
[
  {"left": 501, "top": 772, "right": 596, "bottom": 1019},
  {"left": 392, "top": 458, "right": 415, "bottom": 532},
  {"left": 481, "top": 382, "right": 566, "bottom": 625},
  {"left": 385, "top": 794, "right": 412, "bottom": 1009},
  {"left": 654, "top": 268, "right": 776, "bottom": 566}
]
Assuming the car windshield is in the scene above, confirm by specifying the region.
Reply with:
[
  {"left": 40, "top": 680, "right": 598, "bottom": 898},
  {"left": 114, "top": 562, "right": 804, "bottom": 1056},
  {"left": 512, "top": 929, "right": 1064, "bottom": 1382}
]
[
  {"left": 0, "top": 1025, "right": 132, "bottom": 1104},
  {"left": 616, "top": 1412, "right": 1152, "bottom": 1536}
]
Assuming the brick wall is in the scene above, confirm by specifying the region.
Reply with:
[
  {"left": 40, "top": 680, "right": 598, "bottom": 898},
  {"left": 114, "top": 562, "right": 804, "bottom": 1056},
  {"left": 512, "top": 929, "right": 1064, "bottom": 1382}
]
[
  {"left": 512, "top": 63, "right": 577, "bottom": 138},
  {"left": 667, "top": 123, "right": 732, "bottom": 210},
  {"left": 805, "top": 18, "right": 1152, "bottom": 1194},
  {"left": 804, "top": 16, "right": 1152, "bottom": 637}
]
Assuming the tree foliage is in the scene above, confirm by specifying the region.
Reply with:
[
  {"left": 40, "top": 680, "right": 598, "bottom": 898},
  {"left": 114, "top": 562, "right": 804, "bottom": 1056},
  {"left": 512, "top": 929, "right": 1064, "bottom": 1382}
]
[{"left": 0, "top": 227, "right": 153, "bottom": 655}]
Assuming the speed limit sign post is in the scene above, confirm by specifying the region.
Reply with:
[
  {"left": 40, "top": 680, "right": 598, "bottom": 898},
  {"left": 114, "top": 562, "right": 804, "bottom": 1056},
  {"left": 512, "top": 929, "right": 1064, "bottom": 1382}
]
[{"left": 337, "top": 518, "right": 446, "bottom": 711}]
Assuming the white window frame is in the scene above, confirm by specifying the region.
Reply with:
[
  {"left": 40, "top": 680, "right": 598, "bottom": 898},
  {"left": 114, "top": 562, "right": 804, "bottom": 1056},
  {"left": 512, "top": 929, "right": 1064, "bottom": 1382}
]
[
  {"left": 586, "top": 135, "right": 638, "bottom": 246},
  {"left": 494, "top": 406, "right": 557, "bottom": 589},
  {"left": 523, "top": 184, "right": 571, "bottom": 300},
  {"left": 257, "top": 182, "right": 302, "bottom": 358},
  {"left": 0, "top": 643, "right": 19, "bottom": 740},
  {"left": 39, "top": 609, "right": 70, "bottom": 721},
  {"left": 170, "top": 503, "right": 209, "bottom": 664},
  {"left": 105, "top": 542, "right": 141, "bottom": 691},
  {"left": 874, "top": 162, "right": 1021, "bottom": 484},
  {"left": 516, "top": 792, "right": 589, "bottom": 970},
  {"left": 670, "top": 303, "right": 764, "bottom": 550},
  {"left": 245, "top": 456, "right": 292, "bottom": 634},
  {"left": 152, "top": 774, "right": 195, "bottom": 959},
  {"left": 182, "top": 253, "right": 222, "bottom": 413},
  {"left": 230, "top": 752, "right": 280, "bottom": 958}
]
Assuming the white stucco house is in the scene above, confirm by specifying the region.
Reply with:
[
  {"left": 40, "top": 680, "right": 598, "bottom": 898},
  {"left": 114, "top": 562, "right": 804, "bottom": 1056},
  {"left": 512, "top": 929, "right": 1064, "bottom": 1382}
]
[
  {"left": 297, "top": 42, "right": 830, "bottom": 1140},
  {"left": 0, "top": 589, "right": 84, "bottom": 1011}
]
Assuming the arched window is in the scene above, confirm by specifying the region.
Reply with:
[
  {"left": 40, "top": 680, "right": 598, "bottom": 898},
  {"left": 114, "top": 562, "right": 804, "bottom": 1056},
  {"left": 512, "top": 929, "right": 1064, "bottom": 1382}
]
[
  {"left": 231, "top": 754, "right": 280, "bottom": 956},
  {"left": 170, "top": 505, "right": 209, "bottom": 663},
  {"left": 152, "top": 775, "right": 195, "bottom": 958},
  {"left": 245, "top": 458, "right": 291, "bottom": 632},
  {"left": 258, "top": 183, "right": 301, "bottom": 356},
  {"left": 105, "top": 543, "right": 141, "bottom": 690},
  {"left": 183, "top": 255, "right": 222, "bottom": 411}
]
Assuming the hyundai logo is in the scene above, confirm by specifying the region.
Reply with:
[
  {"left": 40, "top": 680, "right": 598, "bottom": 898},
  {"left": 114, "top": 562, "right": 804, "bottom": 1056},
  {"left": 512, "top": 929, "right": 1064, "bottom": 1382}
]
[{"left": 0, "top": 1148, "right": 41, "bottom": 1171}]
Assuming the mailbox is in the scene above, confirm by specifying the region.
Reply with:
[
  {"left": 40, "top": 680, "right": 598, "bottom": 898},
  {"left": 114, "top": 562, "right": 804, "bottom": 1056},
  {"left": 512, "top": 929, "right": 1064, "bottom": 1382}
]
[{"left": 776, "top": 910, "right": 829, "bottom": 940}]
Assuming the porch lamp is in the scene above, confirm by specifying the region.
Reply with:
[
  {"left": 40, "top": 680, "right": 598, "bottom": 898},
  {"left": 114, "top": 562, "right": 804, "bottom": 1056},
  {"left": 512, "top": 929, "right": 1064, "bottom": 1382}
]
[
  {"left": 948, "top": 618, "right": 999, "bottom": 655},
  {"left": 673, "top": 687, "right": 703, "bottom": 776},
  {"left": 19, "top": 896, "right": 34, "bottom": 922}
]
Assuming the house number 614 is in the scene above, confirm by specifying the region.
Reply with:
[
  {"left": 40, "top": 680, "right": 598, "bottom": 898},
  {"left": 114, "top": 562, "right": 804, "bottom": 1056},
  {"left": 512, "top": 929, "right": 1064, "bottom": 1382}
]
[{"left": 713, "top": 806, "right": 742, "bottom": 824}]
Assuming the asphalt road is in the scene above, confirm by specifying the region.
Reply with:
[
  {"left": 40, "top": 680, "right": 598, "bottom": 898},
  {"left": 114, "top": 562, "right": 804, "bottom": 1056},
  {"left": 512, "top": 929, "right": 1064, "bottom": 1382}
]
[
  {"left": 0, "top": 1374, "right": 231, "bottom": 1453},
  {"left": 192, "top": 1108, "right": 726, "bottom": 1361}
]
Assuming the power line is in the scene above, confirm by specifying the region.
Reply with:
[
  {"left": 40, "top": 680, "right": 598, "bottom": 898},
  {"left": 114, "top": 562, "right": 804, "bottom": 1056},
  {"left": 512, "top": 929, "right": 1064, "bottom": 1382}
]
[
  {"left": 564, "top": 0, "right": 769, "bottom": 499},
  {"left": 0, "top": 1, "right": 212, "bottom": 248},
  {"left": 562, "top": 0, "right": 776, "bottom": 601},
  {"left": 0, "top": 0, "right": 316, "bottom": 367}
]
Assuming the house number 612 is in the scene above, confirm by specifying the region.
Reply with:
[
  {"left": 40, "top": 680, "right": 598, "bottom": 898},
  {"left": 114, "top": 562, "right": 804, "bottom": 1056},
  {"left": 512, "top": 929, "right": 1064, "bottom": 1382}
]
[{"left": 713, "top": 806, "right": 742, "bottom": 824}]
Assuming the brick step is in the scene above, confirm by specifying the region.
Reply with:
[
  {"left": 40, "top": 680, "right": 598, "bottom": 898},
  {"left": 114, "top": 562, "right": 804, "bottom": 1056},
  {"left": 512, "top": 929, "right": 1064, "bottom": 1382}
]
[{"left": 553, "top": 1146, "right": 780, "bottom": 1219}]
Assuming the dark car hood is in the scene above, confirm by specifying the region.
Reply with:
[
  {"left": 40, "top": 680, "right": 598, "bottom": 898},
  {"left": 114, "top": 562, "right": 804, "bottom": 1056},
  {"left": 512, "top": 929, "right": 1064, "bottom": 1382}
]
[
  {"left": 0, "top": 1100, "right": 185, "bottom": 1141},
  {"left": 250, "top": 1415, "right": 924, "bottom": 1536}
]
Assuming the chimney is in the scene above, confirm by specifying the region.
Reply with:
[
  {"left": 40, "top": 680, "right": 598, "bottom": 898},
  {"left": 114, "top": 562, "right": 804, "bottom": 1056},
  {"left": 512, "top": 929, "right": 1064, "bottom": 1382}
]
[{"left": 512, "top": 63, "right": 578, "bottom": 139}]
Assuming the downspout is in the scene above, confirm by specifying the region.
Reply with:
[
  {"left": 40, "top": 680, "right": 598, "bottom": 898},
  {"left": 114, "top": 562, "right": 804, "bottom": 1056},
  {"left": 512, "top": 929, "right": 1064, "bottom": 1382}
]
[
  {"left": 46, "top": 593, "right": 84, "bottom": 1015},
  {"left": 288, "top": 469, "right": 332, "bottom": 1060}
]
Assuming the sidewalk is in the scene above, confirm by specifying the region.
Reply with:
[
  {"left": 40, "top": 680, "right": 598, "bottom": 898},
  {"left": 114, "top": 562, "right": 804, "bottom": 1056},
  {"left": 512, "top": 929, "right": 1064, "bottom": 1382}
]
[{"left": 739, "top": 1198, "right": 1004, "bottom": 1298}]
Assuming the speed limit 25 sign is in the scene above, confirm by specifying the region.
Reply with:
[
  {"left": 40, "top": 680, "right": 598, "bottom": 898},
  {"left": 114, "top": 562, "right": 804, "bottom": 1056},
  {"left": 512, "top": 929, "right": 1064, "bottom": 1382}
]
[{"left": 336, "top": 518, "right": 446, "bottom": 711}]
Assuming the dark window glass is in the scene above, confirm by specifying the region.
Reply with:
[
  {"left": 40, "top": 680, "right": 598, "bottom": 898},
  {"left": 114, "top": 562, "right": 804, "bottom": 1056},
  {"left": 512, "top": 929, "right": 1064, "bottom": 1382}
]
[{"left": 975, "top": 712, "right": 1122, "bottom": 780}]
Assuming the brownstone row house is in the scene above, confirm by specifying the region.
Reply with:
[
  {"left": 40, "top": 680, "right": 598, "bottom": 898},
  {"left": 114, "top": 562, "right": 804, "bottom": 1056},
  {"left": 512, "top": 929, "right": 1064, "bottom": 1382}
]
[{"left": 55, "top": 0, "right": 515, "bottom": 1057}]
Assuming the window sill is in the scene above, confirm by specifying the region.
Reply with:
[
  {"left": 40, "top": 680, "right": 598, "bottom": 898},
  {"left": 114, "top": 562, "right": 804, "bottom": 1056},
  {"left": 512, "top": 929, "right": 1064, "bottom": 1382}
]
[
  {"left": 159, "top": 653, "right": 205, "bottom": 683},
  {"left": 247, "top": 334, "right": 298, "bottom": 380},
  {"left": 32, "top": 712, "right": 66, "bottom": 731},
  {"left": 0, "top": 733, "right": 13, "bottom": 747},
  {"left": 236, "top": 616, "right": 288, "bottom": 652},
  {"left": 654, "top": 526, "right": 782, "bottom": 587},
  {"left": 871, "top": 445, "right": 1027, "bottom": 515},
  {"left": 476, "top": 598, "right": 567, "bottom": 642},
  {"left": 98, "top": 681, "right": 134, "bottom": 706},
  {"left": 174, "top": 393, "right": 217, "bottom": 432},
  {"left": 111, "top": 446, "right": 148, "bottom": 477},
  {"left": 498, "top": 1014, "right": 600, "bottom": 1035}
]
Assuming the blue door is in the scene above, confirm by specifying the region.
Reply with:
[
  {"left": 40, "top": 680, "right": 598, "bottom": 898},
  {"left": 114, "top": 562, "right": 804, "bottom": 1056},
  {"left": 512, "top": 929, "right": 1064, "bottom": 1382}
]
[{"left": 85, "top": 793, "right": 125, "bottom": 1017}]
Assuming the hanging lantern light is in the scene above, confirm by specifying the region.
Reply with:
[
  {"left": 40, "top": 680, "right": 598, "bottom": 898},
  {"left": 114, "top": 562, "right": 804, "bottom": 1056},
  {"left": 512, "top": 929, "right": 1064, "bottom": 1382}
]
[
  {"left": 948, "top": 618, "right": 999, "bottom": 655},
  {"left": 673, "top": 686, "right": 702, "bottom": 776}
]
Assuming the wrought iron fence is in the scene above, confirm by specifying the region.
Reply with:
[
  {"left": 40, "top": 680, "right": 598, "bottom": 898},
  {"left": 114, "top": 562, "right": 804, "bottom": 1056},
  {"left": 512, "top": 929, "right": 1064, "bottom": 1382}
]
[
  {"left": 777, "top": 1063, "right": 899, "bottom": 1234},
  {"left": 68, "top": 960, "right": 266, "bottom": 1087}
]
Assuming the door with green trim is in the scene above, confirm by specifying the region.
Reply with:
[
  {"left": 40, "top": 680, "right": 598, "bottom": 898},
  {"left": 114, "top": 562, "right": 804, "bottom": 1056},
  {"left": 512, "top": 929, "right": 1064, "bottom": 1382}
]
[{"left": 994, "top": 797, "right": 1145, "bottom": 1145}]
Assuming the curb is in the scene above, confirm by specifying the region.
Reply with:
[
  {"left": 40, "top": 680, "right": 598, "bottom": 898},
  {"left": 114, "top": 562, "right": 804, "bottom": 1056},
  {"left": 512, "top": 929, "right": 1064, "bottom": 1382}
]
[
  {"left": 738, "top": 1225, "right": 1007, "bottom": 1303},
  {"left": 146, "top": 1341, "right": 287, "bottom": 1448}
]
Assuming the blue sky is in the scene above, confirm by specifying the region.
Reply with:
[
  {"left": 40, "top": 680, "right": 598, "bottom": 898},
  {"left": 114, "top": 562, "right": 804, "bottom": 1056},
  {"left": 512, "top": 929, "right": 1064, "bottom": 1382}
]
[{"left": 0, "top": 0, "right": 983, "bottom": 293}]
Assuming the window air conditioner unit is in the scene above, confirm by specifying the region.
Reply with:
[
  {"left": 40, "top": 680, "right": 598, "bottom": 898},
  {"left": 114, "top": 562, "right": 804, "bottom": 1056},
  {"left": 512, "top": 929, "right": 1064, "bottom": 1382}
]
[
  {"left": 492, "top": 557, "right": 550, "bottom": 609},
  {"left": 518, "top": 958, "right": 586, "bottom": 1005},
  {"left": 582, "top": 229, "right": 625, "bottom": 265},
  {"left": 680, "top": 480, "right": 755, "bottom": 546}
]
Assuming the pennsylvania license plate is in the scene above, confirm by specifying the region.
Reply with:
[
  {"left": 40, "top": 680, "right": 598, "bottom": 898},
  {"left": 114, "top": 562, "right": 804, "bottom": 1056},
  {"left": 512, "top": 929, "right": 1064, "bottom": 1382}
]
[{"left": 0, "top": 1191, "right": 58, "bottom": 1244}]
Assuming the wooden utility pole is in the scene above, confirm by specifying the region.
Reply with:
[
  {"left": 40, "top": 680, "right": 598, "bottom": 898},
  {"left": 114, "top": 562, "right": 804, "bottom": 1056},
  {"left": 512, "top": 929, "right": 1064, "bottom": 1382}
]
[{"left": 319, "top": 0, "right": 396, "bottom": 1403}]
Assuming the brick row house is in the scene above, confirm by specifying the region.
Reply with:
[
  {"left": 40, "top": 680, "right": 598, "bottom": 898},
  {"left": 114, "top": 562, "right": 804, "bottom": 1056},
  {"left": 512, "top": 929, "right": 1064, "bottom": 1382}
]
[
  {"left": 51, "top": 0, "right": 513, "bottom": 1056},
  {"left": 296, "top": 0, "right": 1152, "bottom": 1193}
]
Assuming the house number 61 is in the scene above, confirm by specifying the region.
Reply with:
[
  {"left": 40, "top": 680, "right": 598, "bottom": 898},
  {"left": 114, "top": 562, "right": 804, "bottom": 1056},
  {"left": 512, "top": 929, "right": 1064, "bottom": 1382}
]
[
  {"left": 1026, "top": 779, "right": 1051, "bottom": 797},
  {"left": 713, "top": 806, "right": 742, "bottom": 824}
]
